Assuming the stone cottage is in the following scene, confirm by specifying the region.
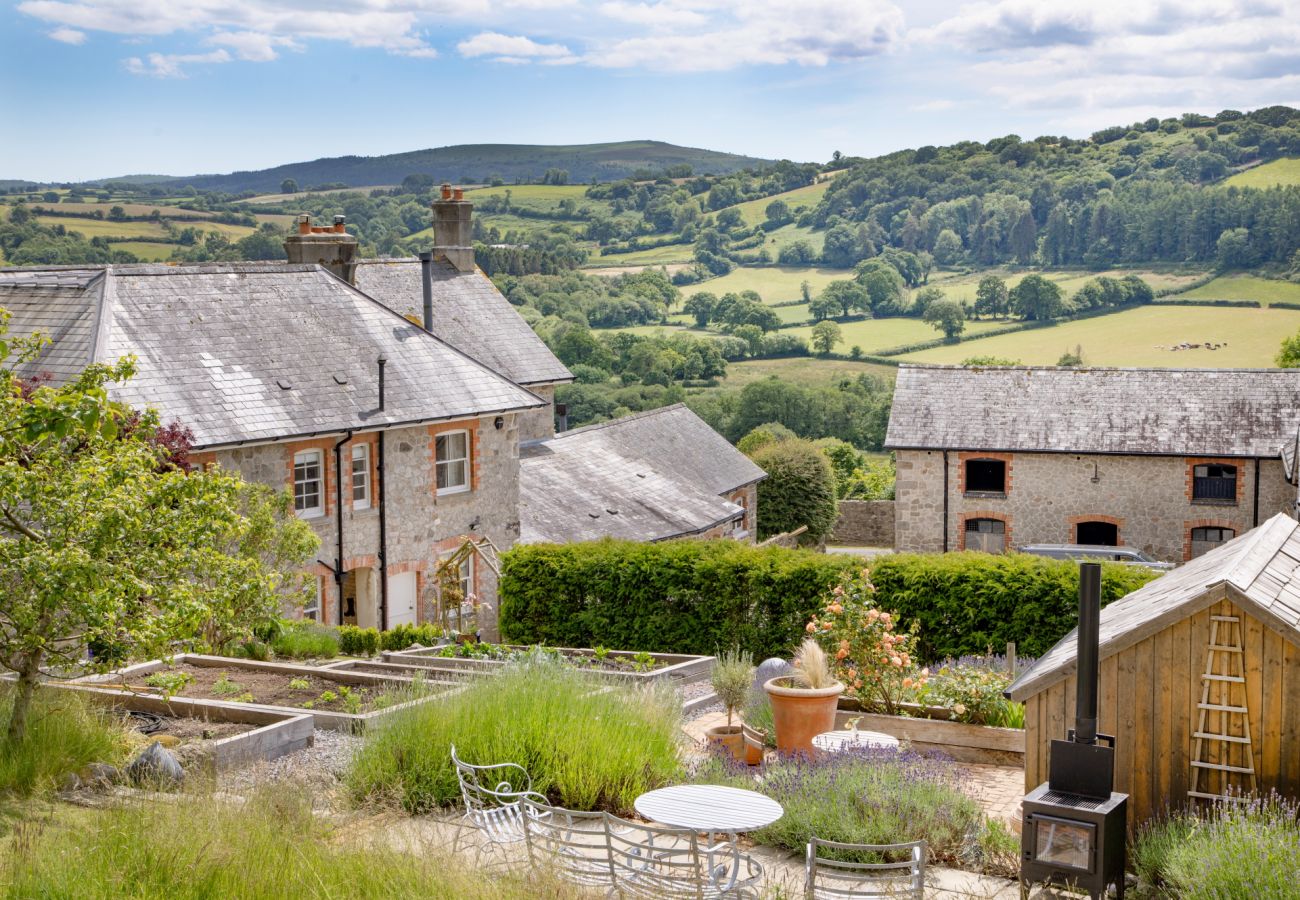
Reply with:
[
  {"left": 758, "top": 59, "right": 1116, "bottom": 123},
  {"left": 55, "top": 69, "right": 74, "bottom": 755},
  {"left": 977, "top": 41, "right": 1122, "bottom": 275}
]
[
  {"left": 0, "top": 188, "right": 759, "bottom": 636},
  {"left": 886, "top": 365, "right": 1300, "bottom": 563}
]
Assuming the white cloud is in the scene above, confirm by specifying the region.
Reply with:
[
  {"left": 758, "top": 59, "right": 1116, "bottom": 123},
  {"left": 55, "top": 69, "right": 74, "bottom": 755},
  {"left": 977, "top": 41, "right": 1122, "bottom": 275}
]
[
  {"left": 124, "top": 49, "right": 231, "bottom": 78},
  {"left": 597, "top": 1, "right": 707, "bottom": 29},
  {"left": 48, "top": 26, "right": 85, "bottom": 44},
  {"left": 207, "top": 31, "right": 301, "bottom": 62},
  {"left": 457, "top": 31, "right": 574, "bottom": 60}
]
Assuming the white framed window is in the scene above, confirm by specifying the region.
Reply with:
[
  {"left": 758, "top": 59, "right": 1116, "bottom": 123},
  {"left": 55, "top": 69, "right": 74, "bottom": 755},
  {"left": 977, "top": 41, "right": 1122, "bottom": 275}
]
[
  {"left": 351, "top": 443, "right": 371, "bottom": 510},
  {"left": 458, "top": 554, "right": 474, "bottom": 603},
  {"left": 293, "top": 450, "right": 324, "bottom": 518},
  {"left": 303, "top": 579, "right": 322, "bottom": 622},
  {"left": 436, "top": 430, "right": 470, "bottom": 494}
]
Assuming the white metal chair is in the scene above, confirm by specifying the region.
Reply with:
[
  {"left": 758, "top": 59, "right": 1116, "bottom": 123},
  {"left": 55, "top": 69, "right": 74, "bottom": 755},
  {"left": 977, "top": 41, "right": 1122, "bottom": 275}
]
[
  {"left": 522, "top": 797, "right": 617, "bottom": 889},
  {"left": 449, "top": 744, "right": 547, "bottom": 861},
  {"left": 606, "top": 813, "right": 764, "bottom": 899},
  {"left": 804, "top": 837, "right": 926, "bottom": 899}
]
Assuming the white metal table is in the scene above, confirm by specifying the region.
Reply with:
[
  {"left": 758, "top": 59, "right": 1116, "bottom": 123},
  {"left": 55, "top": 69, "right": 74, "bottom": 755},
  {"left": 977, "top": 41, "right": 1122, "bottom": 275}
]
[
  {"left": 812, "top": 729, "right": 901, "bottom": 753},
  {"left": 634, "top": 784, "right": 783, "bottom": 893}
]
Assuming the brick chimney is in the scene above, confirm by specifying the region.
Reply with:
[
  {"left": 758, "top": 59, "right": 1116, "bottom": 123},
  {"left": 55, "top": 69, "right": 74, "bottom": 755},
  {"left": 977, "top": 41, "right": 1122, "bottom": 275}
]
[
  {"left": 432, "top": 183, "right": 474, "bottom": 273},
  {"left": 283, "top": 214, "right": 359, "bottom": 284}
]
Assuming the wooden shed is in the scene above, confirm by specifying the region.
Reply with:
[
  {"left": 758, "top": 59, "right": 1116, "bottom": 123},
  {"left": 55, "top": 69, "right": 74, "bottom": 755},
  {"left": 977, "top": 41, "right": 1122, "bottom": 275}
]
[{"left": 1007, "top": 512, "right": 1300, "bottom": 824}]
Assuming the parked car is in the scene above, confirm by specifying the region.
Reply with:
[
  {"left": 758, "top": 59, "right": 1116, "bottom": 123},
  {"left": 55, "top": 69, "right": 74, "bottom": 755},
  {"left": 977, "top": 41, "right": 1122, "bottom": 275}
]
[{"left": 1016, "top": 544, "right": 1175, "bottom": 571}]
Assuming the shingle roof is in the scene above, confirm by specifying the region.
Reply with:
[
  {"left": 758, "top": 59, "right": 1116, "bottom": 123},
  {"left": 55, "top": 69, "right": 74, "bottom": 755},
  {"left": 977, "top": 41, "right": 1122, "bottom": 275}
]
[
  {"left": 1006, "top": 512, "right": 1300, "bottom": 701},
  {"left": 886, "top": 365, "right": 1300, "bottom": 457},
  {"left": 354, "top": 257, "right": 571, "bottom": 387},
  {"left": 517, "top": 405, "right": 763, "bottom": 544},
  {"left": 0, "top": 264, "right": 544, "bottom": 449}
]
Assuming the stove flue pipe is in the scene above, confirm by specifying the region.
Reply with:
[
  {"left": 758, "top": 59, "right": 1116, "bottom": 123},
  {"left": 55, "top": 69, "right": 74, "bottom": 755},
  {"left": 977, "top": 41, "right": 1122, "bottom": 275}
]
[{"left": 1075, "top": 562, "right": 1102, "bottom": 745}]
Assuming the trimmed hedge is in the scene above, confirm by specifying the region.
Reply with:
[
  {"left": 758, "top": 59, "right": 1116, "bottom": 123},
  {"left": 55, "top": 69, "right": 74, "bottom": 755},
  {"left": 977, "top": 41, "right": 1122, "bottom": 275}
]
[
  {"left": 499, "top": 541, "right": 1160, "bottom": 662},
  {"left": 499, "top": 539, "right": 858, "bottom": 659}
]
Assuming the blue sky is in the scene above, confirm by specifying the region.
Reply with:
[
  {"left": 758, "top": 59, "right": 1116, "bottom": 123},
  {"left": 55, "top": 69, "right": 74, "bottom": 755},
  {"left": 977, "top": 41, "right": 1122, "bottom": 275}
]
[{"left": 2, "top": 0, "right": 1299, "bottom": 182}]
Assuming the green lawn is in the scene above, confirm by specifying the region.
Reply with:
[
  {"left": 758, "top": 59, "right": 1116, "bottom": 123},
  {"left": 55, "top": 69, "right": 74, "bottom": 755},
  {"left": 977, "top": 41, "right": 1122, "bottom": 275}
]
[
  {"left": 694, "top": 266, "right": 850, "bottom": 303},
  {"left": 725, "top": 180, "right": 834, "bottom": 227},
  {"left": 586, "top": 243, "right": 695, "bottom": 267},
  {"left": 895, "top": 305, "right": 1300, "bottom": 367},
  {"left": 717, "top": 356, "right": 898, "bottom": 388},
  {"left": 1223, "top": 158, "right": 1300, "bottom": 189},
  {"left": 115, "top": 241, "right": 176, "bottom": 261},
  {"left": 1179, "top": 274, "right": 1300, "bottom": 304},
  {"left": 785, "top": 316, "right": 1013, "bottom": 354}
]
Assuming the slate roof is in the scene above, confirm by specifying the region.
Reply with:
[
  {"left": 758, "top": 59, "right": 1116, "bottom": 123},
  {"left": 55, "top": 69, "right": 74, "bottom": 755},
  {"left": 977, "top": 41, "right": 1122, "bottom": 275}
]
[
  {"left": 517, "top": 405, "right": 763, "bottom": 544},
  {"left": 0, "top": 264, "right": 544, "bottom": 449},
  {"left": 354, "top": 257, "right": 571, "bottom": 387},
  {"left": 886, "top": 365, "right": 1300, "bottom": 457},
  {"left": 1007, "top": 512, "right": 1300, "bottom": 702}
]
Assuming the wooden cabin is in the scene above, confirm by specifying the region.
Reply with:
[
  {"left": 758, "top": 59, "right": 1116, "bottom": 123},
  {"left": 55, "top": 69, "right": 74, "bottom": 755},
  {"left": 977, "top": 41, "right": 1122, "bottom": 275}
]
[{"left": 1007, "top": 512, "right": 1300, "bottom": 824}]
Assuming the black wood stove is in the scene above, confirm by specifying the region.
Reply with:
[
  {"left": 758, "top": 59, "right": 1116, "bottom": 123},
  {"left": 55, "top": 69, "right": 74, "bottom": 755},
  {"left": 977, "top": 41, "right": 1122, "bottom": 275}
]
[{"left": 1019, "top": 563, "right": 1128, "bottom": 899}]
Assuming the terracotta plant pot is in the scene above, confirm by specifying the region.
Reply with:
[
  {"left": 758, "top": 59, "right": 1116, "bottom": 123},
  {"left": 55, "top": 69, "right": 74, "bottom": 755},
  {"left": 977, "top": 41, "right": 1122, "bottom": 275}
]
[
  {"left": 741, "top": 723, "right": 766, "bottom": 766},
  {"left": 705, "top": 724, "right": 746, "bottom": 763},
  {"left": 764, "top": 676, "right": 844, "bottom": 756}
]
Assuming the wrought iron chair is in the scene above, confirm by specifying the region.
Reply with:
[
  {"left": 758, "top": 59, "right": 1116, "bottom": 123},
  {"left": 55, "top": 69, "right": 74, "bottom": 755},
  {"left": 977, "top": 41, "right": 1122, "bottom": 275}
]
[
  {"left": 606, "top": 813, "right": 764, "bottom": 899},
  {"left": 521, "top": 798, "right": 617, "bottom": 889},
  {"left": 449, "top": 744, "right": 548, "bottom": 862},
  {"left": 804, "top": 837, "right": 926, "bottom": 899}
]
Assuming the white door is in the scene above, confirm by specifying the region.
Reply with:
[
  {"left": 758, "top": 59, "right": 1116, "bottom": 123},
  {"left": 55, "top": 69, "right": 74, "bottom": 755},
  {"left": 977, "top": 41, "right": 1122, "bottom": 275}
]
[{"left": 388, "top": 572, "right": 417, "bottom": 628}]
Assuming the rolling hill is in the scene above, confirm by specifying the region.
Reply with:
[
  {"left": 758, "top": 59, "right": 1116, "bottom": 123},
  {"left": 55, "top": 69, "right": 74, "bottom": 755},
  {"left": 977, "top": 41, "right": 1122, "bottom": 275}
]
[{"left": 106, "top": 141, "right": 774, "bottom": 194}]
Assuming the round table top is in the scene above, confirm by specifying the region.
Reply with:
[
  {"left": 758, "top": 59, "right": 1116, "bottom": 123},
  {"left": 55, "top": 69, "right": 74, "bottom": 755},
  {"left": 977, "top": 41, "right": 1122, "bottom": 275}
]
[
  {"left": 634, "top": 784, "right": 783, "bottom": 833},
  {"left": 812, "top": 730, "right": 901, "bottom": 752}
]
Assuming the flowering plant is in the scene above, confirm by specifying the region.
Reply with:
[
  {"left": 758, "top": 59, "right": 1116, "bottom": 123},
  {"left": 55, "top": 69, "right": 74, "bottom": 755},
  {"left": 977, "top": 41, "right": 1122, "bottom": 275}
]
[
  {"left": 806, "top": 568, "right": 926, "bottom": 716},
  {"left": 916, "top": 656, "right": 1023, "bottom": 727}
]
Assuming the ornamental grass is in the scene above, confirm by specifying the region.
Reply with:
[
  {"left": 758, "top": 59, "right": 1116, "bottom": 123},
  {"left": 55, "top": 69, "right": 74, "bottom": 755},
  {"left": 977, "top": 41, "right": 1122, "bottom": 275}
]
[{"left": 0, "top": 685, "right": 132, "bottom": 797}]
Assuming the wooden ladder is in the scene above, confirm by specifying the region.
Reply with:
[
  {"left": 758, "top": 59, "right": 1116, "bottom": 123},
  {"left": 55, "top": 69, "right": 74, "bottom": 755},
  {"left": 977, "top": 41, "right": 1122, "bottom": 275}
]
[{"left": 1188, "top": 615, "right": 1257, "bottom": 802}]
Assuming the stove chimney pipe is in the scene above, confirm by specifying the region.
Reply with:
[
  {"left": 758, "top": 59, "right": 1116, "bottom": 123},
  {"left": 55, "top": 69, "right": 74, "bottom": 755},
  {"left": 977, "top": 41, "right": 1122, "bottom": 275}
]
[
  {"left": 1075, "top": 562, "right": 1102, "bottom": 745},
  {"left": 418, "top": 251, "right": 434, "bottom": 331}
]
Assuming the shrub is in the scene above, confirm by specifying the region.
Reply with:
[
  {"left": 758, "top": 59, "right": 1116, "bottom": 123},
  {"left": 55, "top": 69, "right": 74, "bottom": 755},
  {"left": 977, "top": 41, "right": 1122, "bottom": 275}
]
[
  {"left": 750, "top": 438, "right": 838, "bottom": 544},
  {"left": 1132, "top": 794, "right": 1300, "bottom": 897},
  {"left": 695, "top": 748, "right": 1014, "bottom": 874},
  {"left": 0, "top": 786, "right": 582, "bottom": 899},
  {"left": 711, "top": 649, "right": 754, "bottom": 728},
  {"left": 500, "top": 538, "right": 858, "bottom": 658},
  {"left": 868, "top": 552, "right": 1157, "bottom": 659},
  {"left": 0, "top": 686, "right": 132, "bottom": 796},
  {"left": 270, "top": 620, "right": 340, "bottom": 659},
  {"left": 379, "top": 622, "right": 443, "bottom": 652},
  {"left": 339, "top": 625, "right": 381, "bottom": 657},
  {"left": 347, "top": 659, "right": 682, "bottom": 814}
]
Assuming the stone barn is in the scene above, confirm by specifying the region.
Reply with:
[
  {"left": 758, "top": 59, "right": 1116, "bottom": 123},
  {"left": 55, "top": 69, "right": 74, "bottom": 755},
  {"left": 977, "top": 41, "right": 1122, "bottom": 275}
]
[{"left": 1007, "top": 512, "right": 1300, "bottom": 824}]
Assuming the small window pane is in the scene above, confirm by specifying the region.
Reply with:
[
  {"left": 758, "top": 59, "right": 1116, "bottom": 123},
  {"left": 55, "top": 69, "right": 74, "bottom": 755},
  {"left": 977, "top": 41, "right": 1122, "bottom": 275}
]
[
  {"left": 436, "top": 432, "right": 470, "bottom": 492},
  {"left": 965, "top": 518, "right": 1006, "bottom": 553},
  {"left": 351, "top": 444, "right": 370, "bottom": 509},
  {"left": 294, "top": 451, "right": 323, "bottom": 517},
  {"left": 1193, "top": 464, "right": 1236, "bottom": 501},
  {"left": 1191, "top": 526, "right": 1234, "bottom": 558}
]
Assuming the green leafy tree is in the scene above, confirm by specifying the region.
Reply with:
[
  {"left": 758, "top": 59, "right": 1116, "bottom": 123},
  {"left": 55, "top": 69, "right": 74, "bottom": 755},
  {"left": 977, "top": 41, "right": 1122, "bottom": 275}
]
[
  {"left": 683, "top": 291, "right": 718, "bottom": 328},
  {"left": 932, "top": 229, "right": 963, "bottom": 265},
  {"left": 107, "top": 205, "right": 127, "bottom": 222},
  {"left": 819, "top": 280, "right": 870, "bottom": 317},
  {"left": 911, "top": 286, "right": 946, "bottom": 318},
  {"left": 810, "top": 320, "right": 843, "bottom": 356},
  {"left": 749, "top": 439, "right": 838, "bottom": 545},
  {"left": 0, "top": 322, "right": 319, "bottom": 743},
  {"left": 922, "top": 299, "right": 966, "bottom": 340},
  {"left": 1215, "top": 227, "right": 1254, "bottom": 270},
  {"left": 1277, "top": 331, "right": 1300, "bottom": 367},
  {"left": 1010, "top": 274, "right": 1068, "bottom": 321},
  {"left": 777, "top": 241, "right": 817, "bottom": 265},
  {"left": 961, "top": 356, "right": 1021, "bottom": 367},
  {"left": 800, "top": 280, "right": 812, "bottom": 303},
  {"left": 280, "top": 179, "right": 298, "bottom": 194},
  {"left": 853, "top": 260, "right": 907, "bottom": 316},
  {"left": 808, "top": 293, "right": 840, "bottom": 322},
  {"left": 1057, "top": 345, "right": 1085, "bottom": 366},
  {"left": 973, "top": 275, "right": 1009, "bottom": 319}
]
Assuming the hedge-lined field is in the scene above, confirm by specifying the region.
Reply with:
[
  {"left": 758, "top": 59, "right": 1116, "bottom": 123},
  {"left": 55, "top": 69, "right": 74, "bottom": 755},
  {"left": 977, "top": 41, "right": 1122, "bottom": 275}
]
[{"left": 498, "top": 540, "right": 1158, "bottom": 661}]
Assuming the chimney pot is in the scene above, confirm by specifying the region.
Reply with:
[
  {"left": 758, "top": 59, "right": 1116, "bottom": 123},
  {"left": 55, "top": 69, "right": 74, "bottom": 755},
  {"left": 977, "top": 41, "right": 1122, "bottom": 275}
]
[
  {"left": 440, "top": 183, "right": 452, "bottom": 200},
  {"left": 333, "top": 215, "right": 346, "bottom": 233},
  {"left": 298, "top": 215, "right": 311, "bottom": 235},
  {"left": 431, "top": 184, "right": 475, "bottom": 273},
  {"left": 453, "top": 188, "right": 464, "bottom": 201}
]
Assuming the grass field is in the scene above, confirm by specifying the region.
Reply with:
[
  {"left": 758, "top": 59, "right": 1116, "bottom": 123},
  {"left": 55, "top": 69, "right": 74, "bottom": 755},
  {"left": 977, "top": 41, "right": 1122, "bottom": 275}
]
[
  {"left": 36, "top": 216, "right": 169, "bottom": 239},
  {"left": 28, "top": 201, "right": 215, "bottom": 219},
  {"left": 115, "top": 241, "right": 176, "bottom": 261},
  {"left": 1223, "top": 158, "right": 1300, "bottom": 189},
  {"left": 694, "top": 266, "right": 849, "bottom": 303},
  {"left": 895, "top": 306, "right": 1300, "bottom": 367},
  {"left": 785, "top": 316, "right": 1013, "bottom": 354},
  {"left": 1179, "top": 274, "right": 1300, "bottom": 304},
  {"left": 246, "top": 185, "right": 395, "bottom": 203},
  {"left": 927, "top": 267, "right": 1206, "bottom": 305},
  {"left": 717, "top": 356, "right": 898, "bottom": 388},
  {"left": 587, "top": 243, "right": 695, "bottom": 267},
  {"left": 726, "top": 180, "right": 834, "bottom": 227}
]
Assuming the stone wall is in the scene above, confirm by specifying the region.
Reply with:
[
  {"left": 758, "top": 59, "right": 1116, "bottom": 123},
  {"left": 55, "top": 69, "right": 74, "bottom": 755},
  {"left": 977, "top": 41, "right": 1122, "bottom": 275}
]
[
  {"left": 894, "top": 449, "right": 1294, "bottom": 563},
  {"left": 516, "top": 383, "right": 558, "bottom": 442},
  {"left": 831, "top": 500, "right": 896, "bottom": 547},
  {"left": 212, "top": 411, "right": 522, "bottom": 637}
]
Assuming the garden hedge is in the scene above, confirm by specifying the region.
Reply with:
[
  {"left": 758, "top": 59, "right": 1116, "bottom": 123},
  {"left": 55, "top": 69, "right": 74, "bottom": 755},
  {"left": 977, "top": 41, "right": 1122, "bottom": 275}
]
[{"left": 499, "top": 540, "right": 1160, "bottom": 661}]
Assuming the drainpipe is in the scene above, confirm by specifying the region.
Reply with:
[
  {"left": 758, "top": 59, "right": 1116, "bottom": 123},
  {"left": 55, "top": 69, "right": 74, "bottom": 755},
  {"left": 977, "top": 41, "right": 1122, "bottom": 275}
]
[
  {"left": 333, "top": 430, "right": 354, "bottom": 625},
  {"left": 942, "top": 450, "right": 950, "bottom": 552},
  {"left": 418, "top": 251, "right": 434, "bottom": 331},
  {"left": 1253, "top": 457, "right": 1261, "bottom": 528},
  {"left": 378, "top": 357, "right": 389, "bottom": 631}
]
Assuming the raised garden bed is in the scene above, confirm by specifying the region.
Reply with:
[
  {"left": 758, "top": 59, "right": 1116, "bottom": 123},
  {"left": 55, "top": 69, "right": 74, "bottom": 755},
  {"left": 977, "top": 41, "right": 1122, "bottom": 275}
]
[
  {"left": 383, "top": 643, "right": 714, "bottom": 683},
  {"left": 52, "top": 683, "right": 313, "bottom": 771},
  {"left": 77, "top": 654, "right": 458, "bottom": 732},
  {"left": 832, "top": 707, "right": 1025, "bottom": 767}
]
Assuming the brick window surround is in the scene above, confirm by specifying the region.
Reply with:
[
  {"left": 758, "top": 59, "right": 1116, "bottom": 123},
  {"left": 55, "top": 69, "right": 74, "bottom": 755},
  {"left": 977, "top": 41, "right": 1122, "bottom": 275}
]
[
  {"left": 285, "top": 438, "right": 338, "bottom": 520},
  {"left": 1183, "top": 518, "right": 1239, "bottom": 561},
  {"left": 958, "top": 451, "right": 1013, "bottom": 497},
  {"left": 1068, "top": 514, "right": 1126, "bottom": 546},
  {"left": 430, "top": 421, "right": 480, "bottom": 498},
  {"left": 1186, "top": 457, "right": 1244, "bottom": 506},
  {"left": 959, "top": 512, "right": 1012, "bottom": 551}
]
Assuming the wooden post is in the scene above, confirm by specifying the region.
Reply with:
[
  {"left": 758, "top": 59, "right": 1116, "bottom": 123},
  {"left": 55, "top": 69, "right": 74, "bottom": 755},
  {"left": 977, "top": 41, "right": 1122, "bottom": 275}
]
[{"left": 1007, "top": 642, "right": 1017, "bottom": 676}]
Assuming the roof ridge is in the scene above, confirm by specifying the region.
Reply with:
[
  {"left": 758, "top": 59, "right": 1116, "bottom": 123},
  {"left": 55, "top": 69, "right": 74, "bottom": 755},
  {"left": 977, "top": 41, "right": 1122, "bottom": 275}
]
[
  {"left": 1223, "top": 512, "right": 1298, "bottom": 591},
  {"left": 550, "top": 403, "right": 688, "bottom": 439},
  {"left": 88, "top": 268, "right": 114, "bottom": 365}
]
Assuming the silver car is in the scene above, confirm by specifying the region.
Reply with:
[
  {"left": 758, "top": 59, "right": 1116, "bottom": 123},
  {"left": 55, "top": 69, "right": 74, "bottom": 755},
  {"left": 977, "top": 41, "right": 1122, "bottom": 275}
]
[{"left": 1015, "top": 544, "right": 1175, "bottom": 571}]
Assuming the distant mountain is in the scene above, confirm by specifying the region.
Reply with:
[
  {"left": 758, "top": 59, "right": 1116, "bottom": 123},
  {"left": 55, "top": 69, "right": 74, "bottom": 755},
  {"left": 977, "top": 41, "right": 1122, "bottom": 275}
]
[{"left": 103, "top": 141, "right": 775, "bottom": 194}]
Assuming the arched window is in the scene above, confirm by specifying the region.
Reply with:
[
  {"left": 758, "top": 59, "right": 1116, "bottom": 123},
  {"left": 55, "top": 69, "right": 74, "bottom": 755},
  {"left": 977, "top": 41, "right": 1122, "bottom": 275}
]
[
  {"left": 965, "top": 458, "right": 1006, "bottom": 494},
  {"left": 1076, "top": 520, "right": 1119, "bottom": 546},
  {"left": 1193, "top": 464, "right": 1236, "bottom": 502},
  {"left": 1191, "top": 526, "right": 1234, "bottom": 558},
  {"left": 965, "top": 518, "right": 1006, "bottom": 553}
]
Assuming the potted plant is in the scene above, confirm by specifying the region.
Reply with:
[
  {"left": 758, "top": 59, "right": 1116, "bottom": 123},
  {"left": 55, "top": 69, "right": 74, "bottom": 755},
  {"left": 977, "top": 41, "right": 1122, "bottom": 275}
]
[
  {"left": 740, "top": 691, "right": 775, "bottom": 765},
  {"left": 705, "top": 649, "right": 754, "bottom": 763},
  {"left": 764, "top": 639, "right": 844, "bottom": 755}
]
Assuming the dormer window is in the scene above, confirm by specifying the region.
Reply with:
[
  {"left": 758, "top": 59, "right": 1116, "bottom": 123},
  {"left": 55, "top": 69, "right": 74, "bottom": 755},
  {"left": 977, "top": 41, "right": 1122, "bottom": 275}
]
[{"left": 965, "top": 458, "right": 1006, "bottom": 495}]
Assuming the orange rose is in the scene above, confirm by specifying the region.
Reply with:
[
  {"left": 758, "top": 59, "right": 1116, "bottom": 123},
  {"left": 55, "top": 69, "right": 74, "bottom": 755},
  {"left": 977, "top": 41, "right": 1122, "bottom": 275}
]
[
  {"left": 836, "top": 648, "right": 849, "bottom": 660},
  {"left": 805, "top": 622, "right": 817, "bottom": 633}
]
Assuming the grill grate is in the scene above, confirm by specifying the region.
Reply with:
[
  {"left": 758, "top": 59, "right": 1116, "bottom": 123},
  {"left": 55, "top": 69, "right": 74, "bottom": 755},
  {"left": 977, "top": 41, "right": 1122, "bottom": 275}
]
[{"left": 1039, "top": 791, "right": 1105, "bottom": 810}]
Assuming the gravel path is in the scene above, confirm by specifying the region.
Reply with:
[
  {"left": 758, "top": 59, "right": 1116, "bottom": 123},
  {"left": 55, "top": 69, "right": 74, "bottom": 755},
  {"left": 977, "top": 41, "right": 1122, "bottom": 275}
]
[{"left": 220, "top": 729, "right": 362, "bottom": 804}]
